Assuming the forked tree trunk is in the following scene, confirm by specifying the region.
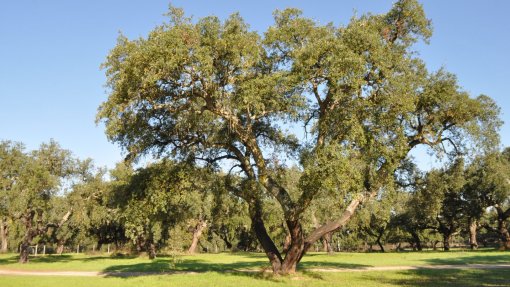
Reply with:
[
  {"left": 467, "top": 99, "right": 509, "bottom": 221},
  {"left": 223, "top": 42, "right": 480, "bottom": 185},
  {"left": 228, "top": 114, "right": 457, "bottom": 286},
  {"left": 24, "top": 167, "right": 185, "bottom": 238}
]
[
  {"left": 432, "top": 240, "right": 440, "bottom": 251},
  {"left": 250, "top": 197, "right": 361, "bottom": 274},
  {"left": 188, "top": 220, "right": 207, "bottom": 254},
  {"left": 322, "top": 232, "right": 334, "bottom": 254},
  {"left": 468, "top": 218, "right": 478, "bottom": 250},
  {"left": 280, "top": 220, "right": 305, "bottom": 274},
  {"left": 0, "top": 218, "right": 8, "bottom": 253}
]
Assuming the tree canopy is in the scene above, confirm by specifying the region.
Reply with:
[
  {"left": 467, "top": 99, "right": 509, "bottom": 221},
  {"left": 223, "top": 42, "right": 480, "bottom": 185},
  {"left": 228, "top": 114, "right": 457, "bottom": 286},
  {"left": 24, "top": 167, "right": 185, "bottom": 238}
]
[{"left": 97, "top": 0, "right": 501, "bottom": 274}]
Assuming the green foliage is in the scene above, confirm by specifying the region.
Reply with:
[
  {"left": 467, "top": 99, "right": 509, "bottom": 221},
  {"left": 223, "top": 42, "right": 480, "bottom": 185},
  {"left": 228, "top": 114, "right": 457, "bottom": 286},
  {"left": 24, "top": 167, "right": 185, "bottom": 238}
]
[
  {"left": 96, "top": 0, "right": 502, "bottom": 270},
  {"left": 109, "top": 160, "right": 215, "bottom": 254}
]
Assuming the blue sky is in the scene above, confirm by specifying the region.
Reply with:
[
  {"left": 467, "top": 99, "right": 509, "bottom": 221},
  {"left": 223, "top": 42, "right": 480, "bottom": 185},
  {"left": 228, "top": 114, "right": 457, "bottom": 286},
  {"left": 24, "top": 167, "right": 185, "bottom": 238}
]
[{"left": 1, "top": 1, "right": 508, "bottom": 169}]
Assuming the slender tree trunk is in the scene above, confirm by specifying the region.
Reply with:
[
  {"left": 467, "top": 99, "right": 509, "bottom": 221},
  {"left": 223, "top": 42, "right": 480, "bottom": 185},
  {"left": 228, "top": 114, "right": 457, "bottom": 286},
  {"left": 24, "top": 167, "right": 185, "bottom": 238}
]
[
  {"left": 468, "top": 218, "right": 478, "bottom": 250},
  {"left": 188, "top": 220, "right": 207, "bottom": 254},
  {"left": 0, "top": 218, "right": 8, "bottom": 253},
  {"left": 376, "top": 233, "right": 385, "bottom": 253}
]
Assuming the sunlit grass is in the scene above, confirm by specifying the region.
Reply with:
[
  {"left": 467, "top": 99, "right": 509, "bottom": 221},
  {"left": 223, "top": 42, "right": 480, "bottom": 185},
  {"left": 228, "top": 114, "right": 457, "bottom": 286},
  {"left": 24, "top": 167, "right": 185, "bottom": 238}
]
[
  {"left": 1, "top": 249, "right": 508, "bottom": 272},
  {"left": 1, "top": 250, "right": 509, "bottom": 286},
  {"left": 1, "top": 268, "right": 509, "bottom": 287}
]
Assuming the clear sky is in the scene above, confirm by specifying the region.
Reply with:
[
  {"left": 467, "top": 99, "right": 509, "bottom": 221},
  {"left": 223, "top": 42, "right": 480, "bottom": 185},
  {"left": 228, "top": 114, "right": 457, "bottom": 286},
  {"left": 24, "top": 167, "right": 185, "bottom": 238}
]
[{"left": 1, "top": 1, "right": 508, "bottom": 169}]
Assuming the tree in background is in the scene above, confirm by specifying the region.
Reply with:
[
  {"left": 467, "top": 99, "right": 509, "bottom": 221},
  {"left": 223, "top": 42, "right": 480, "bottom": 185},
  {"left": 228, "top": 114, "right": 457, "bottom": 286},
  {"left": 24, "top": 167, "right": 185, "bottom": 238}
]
[
  {"left": 109, "top": 160, "right": 215, "bottom": 258},
  {"left": 467, "top": 148, "right": 510, "bottom": 249},
  {"left": 3, "top": 140, "right": 78, "bottom": 263},
  {"left": 0, "top": 141, "right": 25, "bottom": 253},
  {"left": 97, "top": 0, "right": 500, "bottom": 273}
]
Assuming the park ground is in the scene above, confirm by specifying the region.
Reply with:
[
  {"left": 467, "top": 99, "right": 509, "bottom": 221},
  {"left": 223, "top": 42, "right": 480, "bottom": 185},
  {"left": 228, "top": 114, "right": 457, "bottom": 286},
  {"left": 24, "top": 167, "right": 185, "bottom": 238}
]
[{"left": 0, "top": 250, "right": 509, "bottom": 286}]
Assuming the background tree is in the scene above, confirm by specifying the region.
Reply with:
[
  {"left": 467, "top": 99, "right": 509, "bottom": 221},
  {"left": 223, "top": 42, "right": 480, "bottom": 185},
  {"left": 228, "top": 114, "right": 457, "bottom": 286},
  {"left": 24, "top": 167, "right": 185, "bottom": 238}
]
[
  {"left": 0, "top": 141, "right": 25, "bottom": 253},
  {"left": 7, "top": 140, "right": 77, "bottom": 263},
  {"left": 97, "top": 0, "right": 500, "bottom": 273},
  {"left": 468, "top": 148, "right": 510, "bottom": 249},
  {"left": 110, "top": 160, "right": 215, "bottom": 258}
]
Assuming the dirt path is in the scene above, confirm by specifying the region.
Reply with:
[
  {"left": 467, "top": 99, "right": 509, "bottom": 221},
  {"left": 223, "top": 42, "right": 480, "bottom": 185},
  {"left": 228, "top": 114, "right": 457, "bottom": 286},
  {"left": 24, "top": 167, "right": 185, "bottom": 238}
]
[{"left": 1, "top": 264, "right": 509, "bottom": 277}]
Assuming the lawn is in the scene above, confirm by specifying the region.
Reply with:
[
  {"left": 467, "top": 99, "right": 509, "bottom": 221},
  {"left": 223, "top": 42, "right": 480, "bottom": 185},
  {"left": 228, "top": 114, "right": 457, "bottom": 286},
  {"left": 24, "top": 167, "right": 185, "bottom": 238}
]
[{"left": 0, "top": 250, "right": 509, "bottom": 286}]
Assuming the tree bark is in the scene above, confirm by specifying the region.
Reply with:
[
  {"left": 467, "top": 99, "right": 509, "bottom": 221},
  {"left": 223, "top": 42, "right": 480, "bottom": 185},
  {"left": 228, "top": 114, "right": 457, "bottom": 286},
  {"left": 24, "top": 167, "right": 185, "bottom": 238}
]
[
  {"left": 282, "top": 233, "right": 291, "bottom": 253},
  {"left": 188, "top": 220, "right": 207, "bottom": 254},
  {"left": 280, "top": 220, "right": 305, "bottom": 274},
  {"left": 0, "top": 218, "right": 8, "bottom": 253},
  {"left": 148, "top": 242, "right": 157, "bottom": 259},
  {"left": 322, "top": 232, "right": 334, "bottom": 254},
  {"left": 19, "top": 211, "right": 36, "bottom": 263},
  {"left": 494, "top": 206, "right": 510, "bottom": 250},
  {"left": 376, "top": 230, "right": 385, "bottom": 253},
  {"left": 56, "top": 244, "right": 64, "bottom": 255},
  {"left": 304, "top": 198, "right": 361, "bottom": 248},
  {"left": 497, "top": 217, "right": 510, "bottom": 250},
  {"left": 249, "top": 199, "right": 284, "bottom": 273},
  {"left": 410, "top": 231, "right": 422, "bottom": 251},
  {"left": 468, "top": 218, "right": 478, "bottom": 250},
  {"left": 443, "top": 233, "right": 452, "bottom": 251}
]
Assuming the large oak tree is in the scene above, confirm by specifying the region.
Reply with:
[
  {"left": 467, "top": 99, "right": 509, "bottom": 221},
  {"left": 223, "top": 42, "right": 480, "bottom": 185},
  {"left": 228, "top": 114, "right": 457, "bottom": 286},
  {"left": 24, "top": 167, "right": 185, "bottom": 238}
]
[{"left": 98, "top": 0, "right": 500, "bottom": 273}]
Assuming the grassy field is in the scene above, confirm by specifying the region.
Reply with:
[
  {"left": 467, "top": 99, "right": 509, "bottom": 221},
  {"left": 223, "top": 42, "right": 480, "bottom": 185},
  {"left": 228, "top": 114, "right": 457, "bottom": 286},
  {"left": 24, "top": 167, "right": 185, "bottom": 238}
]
[{"left": 1, "top": 250, "right": 509, "bottom": 286}]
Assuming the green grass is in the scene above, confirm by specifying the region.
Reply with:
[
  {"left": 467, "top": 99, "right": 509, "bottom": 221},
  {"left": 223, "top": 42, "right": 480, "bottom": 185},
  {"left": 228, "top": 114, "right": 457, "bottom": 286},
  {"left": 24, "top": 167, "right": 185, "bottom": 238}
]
[
  {"left": 0, "top": 251, "right": 509, "bottom": 286},
  {"left": 0, "top": 250, "right": 508, "bottom": 272},
  {"left": 1, "top": 269, "right": 509, "bottom": 287}
]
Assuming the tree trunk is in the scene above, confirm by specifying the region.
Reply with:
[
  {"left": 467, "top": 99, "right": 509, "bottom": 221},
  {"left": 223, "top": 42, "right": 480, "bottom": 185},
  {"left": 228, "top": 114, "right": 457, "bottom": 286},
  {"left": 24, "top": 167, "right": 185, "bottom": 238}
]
[
  {"left": 282, "top": 233, "right": 291, "bottom": 253},
  {"left": 0, "top": 218, "right": 8, "bottom": 253},
  {"left": 321, "top": 232, "right": 334, "bottom": 254},
  {"left": 19, "top": 212, "right": 35, "bottom": 263},
  {"left": 188, "top": 220, "right": 207, "bottom": 254},
  {"left": 55, "top": 237, "right": 65, "bottom": 255},
  {"left": 497, "top": 217, "right": 510, "bottom": 250},
  {"left": 432, "top": 240, "right": 439, "bottom": 251},
  {"left": 468, "top": 218, "right": 478, "bottom": 250},
  {"left": 410, "top": 231, "right": 422, "bottom": 251},
  {"left": 56, "top": 244, "right": 64, "bottom": 255},
  {"left": 148, "top": 242, "right": 157, "bottom": 259},
  {"left": 280, "top": 220, "right": 305, "bottom": 274},
  {"left": 376, "top": 238, "right": 385, "bottom": 253},
  {"left": 443, "top": 233, "right": 452, "bottom": 251},
  {"left": 248, "top": 198, "right": 294, "bottom": 273}
]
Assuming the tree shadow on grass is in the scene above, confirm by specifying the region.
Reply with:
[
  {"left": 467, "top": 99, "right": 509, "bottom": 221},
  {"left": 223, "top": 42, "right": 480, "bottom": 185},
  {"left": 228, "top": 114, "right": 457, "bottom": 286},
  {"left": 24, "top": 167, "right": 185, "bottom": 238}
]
[
  {"left": 365, "top": 268, "right": 510, "bottom": 287},
  {"left": 421, "top": 254, "right": 510, "bottom": 266},
  {"left": 0, "top": 255, "right": 18, "bottom": 265},
  {"left": 100, "top": 254, "right": 370, "bottom": 283},
  {"left": 0, "top": 254, "right": 76, "bottom": 265},
  {"left": 299, "top": 260, "right": 372, "bottom": 270}
]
